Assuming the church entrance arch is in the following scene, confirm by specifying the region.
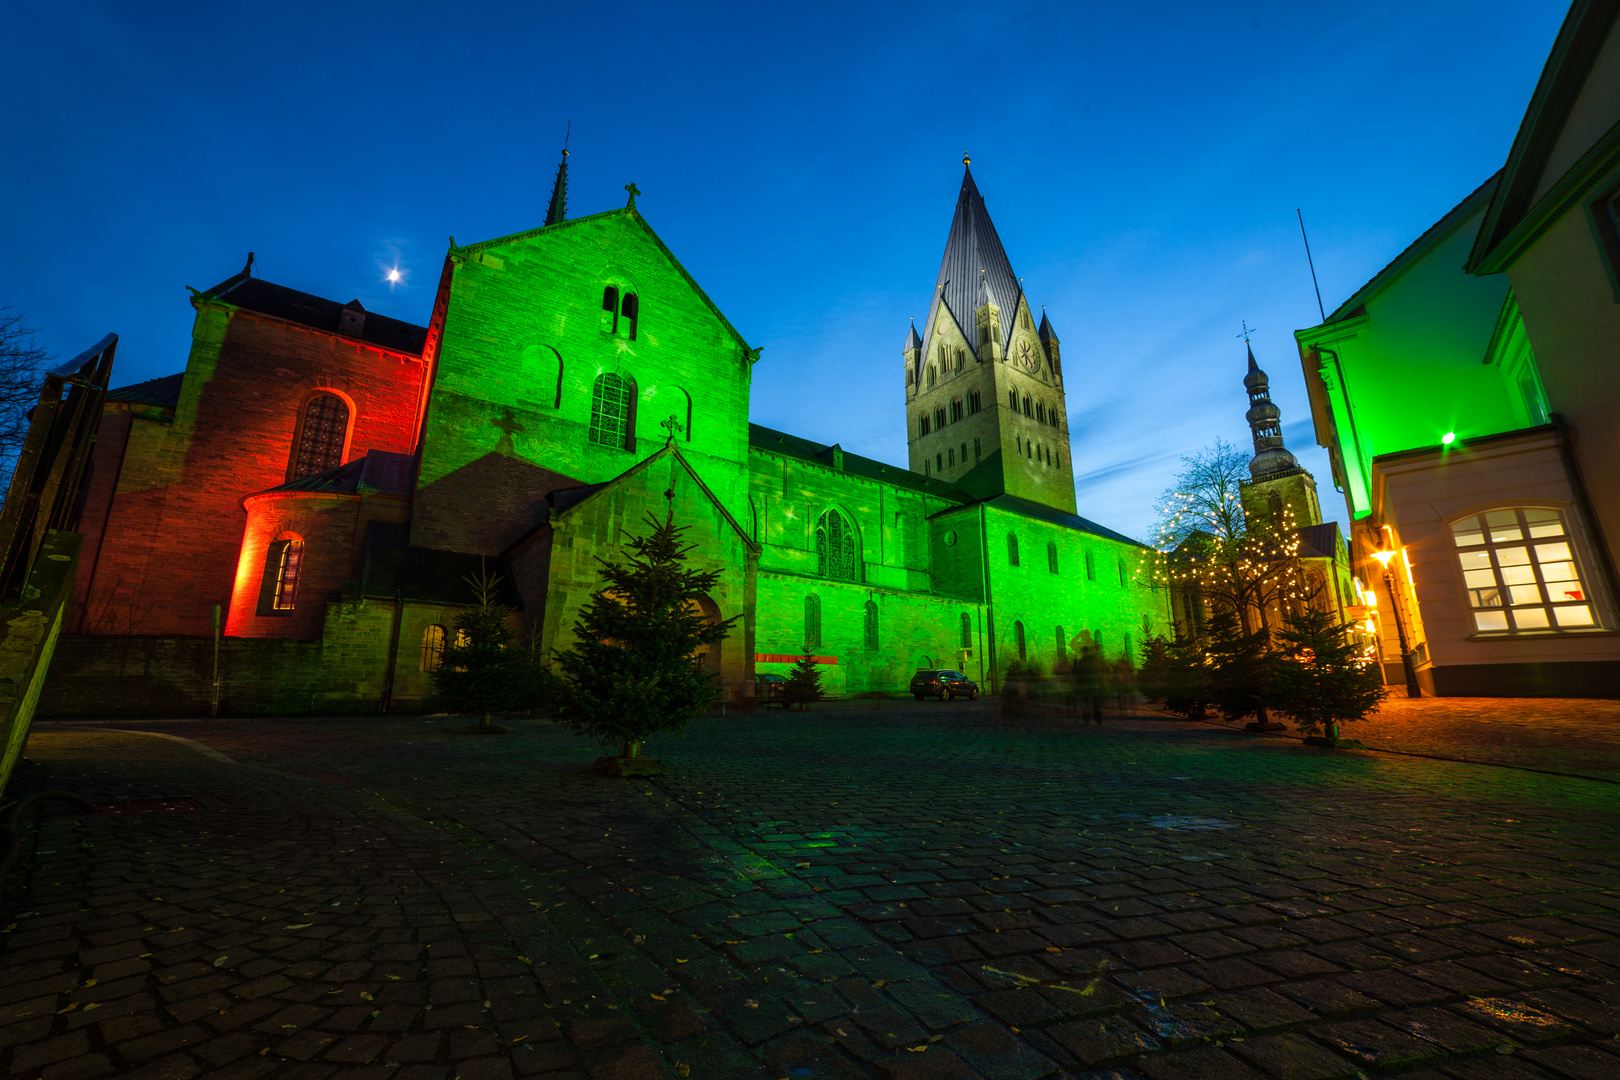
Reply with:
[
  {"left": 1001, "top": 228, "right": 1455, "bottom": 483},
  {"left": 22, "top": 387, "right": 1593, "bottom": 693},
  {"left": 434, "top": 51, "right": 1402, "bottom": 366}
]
[{"left": 688, "top": 595, "right": 722, "bottom": 678}]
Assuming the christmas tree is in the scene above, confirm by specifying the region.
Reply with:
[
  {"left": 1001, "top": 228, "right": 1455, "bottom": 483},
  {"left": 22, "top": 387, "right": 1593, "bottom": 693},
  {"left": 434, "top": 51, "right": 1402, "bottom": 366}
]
[
  {"left": 1137, "top": 633, "right": 1212, "bottom": 720},
  {"left": 548, "top": 510, "right": 734, "bottom": 770},
  {"left": 1271, "top": 604, "right": 1386, "bottom": 741},
  {"left": 432, "top": 565, "right": 538, "bottom": 733},
  {"left": 780, "top": 645, "right": 824, "bottom": 711},
  {"left": 1203, "top": 607, "right": 1274, "bottom": 725}
]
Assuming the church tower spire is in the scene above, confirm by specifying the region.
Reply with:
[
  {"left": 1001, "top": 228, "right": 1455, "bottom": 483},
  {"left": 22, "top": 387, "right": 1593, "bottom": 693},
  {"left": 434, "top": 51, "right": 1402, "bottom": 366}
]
[
  {"left": 1239, "top": 342, "right": 1322, "bottom": 526},
  {"left": 904, "top": 163, "right": 1075, "bottom": 513},
  {"left": 544, "top": 129, "right": 570, "bottom": 227}
]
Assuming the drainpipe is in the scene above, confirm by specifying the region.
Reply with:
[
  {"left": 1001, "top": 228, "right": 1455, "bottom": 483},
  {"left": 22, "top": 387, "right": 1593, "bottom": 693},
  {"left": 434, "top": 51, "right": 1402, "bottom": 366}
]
[
  {"left": 979, "top": 503, "right": 995, "bottom": 694},
  {"left": 379, "top": 589, "right": 404, "bottom": 712}
]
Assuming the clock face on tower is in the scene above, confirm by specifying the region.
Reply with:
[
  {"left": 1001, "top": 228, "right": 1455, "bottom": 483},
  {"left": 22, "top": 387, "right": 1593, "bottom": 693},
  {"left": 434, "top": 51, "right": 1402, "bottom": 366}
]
[{"left": 1016, "top": 338, "right": 1040, "bottom": 372}]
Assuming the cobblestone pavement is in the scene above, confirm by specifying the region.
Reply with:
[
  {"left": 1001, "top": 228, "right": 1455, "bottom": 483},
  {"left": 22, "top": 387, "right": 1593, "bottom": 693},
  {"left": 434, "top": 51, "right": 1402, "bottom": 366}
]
[{"left": 5, "top": 702, "right": 1620, "bottom": 1080}]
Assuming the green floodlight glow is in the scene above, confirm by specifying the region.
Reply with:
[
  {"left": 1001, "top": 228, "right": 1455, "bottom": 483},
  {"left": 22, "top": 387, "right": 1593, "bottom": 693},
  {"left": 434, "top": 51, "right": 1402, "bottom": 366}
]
[{"left": 1441, "top": 432, "right": 1456, "bottom": 445}]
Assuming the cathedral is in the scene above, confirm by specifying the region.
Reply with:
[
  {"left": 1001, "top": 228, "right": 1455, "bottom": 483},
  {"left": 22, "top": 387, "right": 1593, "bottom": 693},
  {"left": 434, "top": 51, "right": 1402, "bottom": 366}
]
[{"left": 44, "top": 159, "right": 1172, "bottom": 715}]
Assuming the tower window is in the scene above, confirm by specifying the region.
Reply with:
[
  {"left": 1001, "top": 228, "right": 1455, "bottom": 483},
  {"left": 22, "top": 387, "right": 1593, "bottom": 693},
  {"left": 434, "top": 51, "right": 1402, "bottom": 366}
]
[
  {"left": 936, "top": 452, "right": 943, "bottom": 471},
  {"left": 1047, "top": 541, "right": 1058, "bottom": 574},
  {"left": 1085, "top": 551, "right": 1095, "bottom": 581},
  {"left": 947, "top": 447, "right": 955, "bottom": 467},
  {"left": 1014, "top": 620, "right": 1026, "bottom": 660},
  {"left": 918, "top": 415, "right": 930, "bottom": 437},
  {"left": 1036, "top": 402, "right": 1046, "bottom": 424},
  {"left": 958, "top": 348, "right": 968, "bottom": 368},
  {"left": 1008, "top": 389, "right": 1018, "bottom": 410},
  {"left": 1118, "top": 560, "right": 1127, "bottom": 586},
  {"left": 620, "top": 292, "right": 639, "bottom": 340},
  {"left": 804, "top": 593, "right": 822, "bottom": 648},
  {"left": 960, "top": 442, "right": 967, "bottom": 465},
  {"left": 291, "top": 392, "right": 349, "bottom": 480},
  {"left": 950, "top": 398, "right": 963, "bottom": 422},
  {"left": 864, "top": 599, "right": 880, "bottom": 652},
  {"left": 1022, "top": 394, "right": 1032, "bottom": 416},
  {"left": 267, "top": 537, "right": 303, "bottom": 611},
  {"left": 1007, "top": 532, "right": 1020, "bottom": 567},
  {"left": 906, "top": 368, "right": 914, "bottom": 386},
  {"left": 927, "top": 366, "right": 937, "bottom": 388},
  {"left": 815, "top": 509, "right": 858, "bottom": 581},
  {"left": 589, "top": 372, "right": 635, "bottom": 450},
  {"left": 602, "top": 285, "right": 620, "bottom": 333},
  {"left": 935, "top": 407, "right": 947, "bottom": 428},
  {"left": 969, "top": 389, "right": 981, "bottom": 413},
  {"left": 980, "top": 326, "right": 990, "bottom": 346},
  {"left": 960, "top": 612, "right": 972, "bottom": 648},
  {"left": 973, "top": 438, "right": 981, "bottom": 461},
  {"left": 421, "top": 624, "right": 447, "bottom": 672}
]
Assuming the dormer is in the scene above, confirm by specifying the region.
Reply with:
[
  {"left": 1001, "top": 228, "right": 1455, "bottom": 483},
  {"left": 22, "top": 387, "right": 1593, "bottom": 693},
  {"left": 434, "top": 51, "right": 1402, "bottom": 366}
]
[{"left": 338, "top": 300, "right": 366, "bottom": 339}]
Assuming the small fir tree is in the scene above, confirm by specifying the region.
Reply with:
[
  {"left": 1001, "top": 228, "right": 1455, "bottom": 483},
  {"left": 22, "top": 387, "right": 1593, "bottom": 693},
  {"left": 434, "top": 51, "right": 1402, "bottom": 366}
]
[
  {"left": 780, "top": 645, "right": 825, "bottom": 711},
  {"left": 549, "top": 510, "right": 734, "bottom": 760},
  {"left": 1137, "top": 634, "right": 1212, "bottom": 719},
  {"left": 432, "top": 566, "right": 537, "bottom": 732},
  {"left": 1271, "top": 604, "right": 1387, "bottom": 738},
  {"left": 1203, "top": 608, "right": 1274, "bottom": 724}
]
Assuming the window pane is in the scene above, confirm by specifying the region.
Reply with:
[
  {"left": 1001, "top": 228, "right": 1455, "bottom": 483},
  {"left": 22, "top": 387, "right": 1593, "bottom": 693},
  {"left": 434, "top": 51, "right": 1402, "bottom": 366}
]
[
  {"left": 1485, "top": 510, "right": 1522, "bottom": 542},
  {"left": 1469, "top": 587, "right": 1503, "bottom": 608},
  {"left": 1524, "top": 508, "right": 1563, "bottom": 537},
  {"left": 1501, "top": 564, "right": 1536, "bottom": 586},
  {"left": 1474, "top": 610, "right": 1508, "bottom": 631},
  {"left": 1507, "top": 584, "right": 1543, "bottom": 606},
  {"left": 1533, "top": 541, "right": 1572, "bottom": 563},
  {"left": 1512, "top": 607, "right": 1550, "bottom": 629},
  {"left": 1554, "top": 604, "right": 1594, "bottom": 626},
  {"left": 1459, "top": 550, "right": 1492, "bottom": 571},
  {"left": 293, "top": 394, "right": 349, "bottom": 479},
  {"left": 1450, "top": 518, "right": 1484, "bottom": 547},
  {"left": 1495, "top": 546, "right": 1530, "bottom": 567},
  {"left": 1539, "top": 560, "right": 1578, "bottom": 583},
  {"left": 1462, "top": 568, "right": 1496, "bottom": 589}
]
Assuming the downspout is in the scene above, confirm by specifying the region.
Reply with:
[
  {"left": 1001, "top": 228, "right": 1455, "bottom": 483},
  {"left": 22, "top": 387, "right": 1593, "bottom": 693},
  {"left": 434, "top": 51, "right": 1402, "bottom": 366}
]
[
  {"left": 979, "top": 503, "right": 995, "bottom": 694},
  {"left": 379, "top": 589, "right": 404, "bottom": 712},
  {"left": 1552, "top": 414, "right": 1620, "bottom": 623}
]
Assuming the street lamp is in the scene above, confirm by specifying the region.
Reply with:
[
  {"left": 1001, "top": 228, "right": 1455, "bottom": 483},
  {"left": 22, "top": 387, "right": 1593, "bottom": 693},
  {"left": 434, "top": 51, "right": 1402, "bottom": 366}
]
[{"left": 1371, "top": 549, "right": 1421, "bottom": 698}]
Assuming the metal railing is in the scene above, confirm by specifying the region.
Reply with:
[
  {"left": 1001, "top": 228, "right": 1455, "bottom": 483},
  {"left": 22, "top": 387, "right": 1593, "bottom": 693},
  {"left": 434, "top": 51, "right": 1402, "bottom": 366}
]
[{"left": 0, "top": 334, "right": 116, "bottom": 603}]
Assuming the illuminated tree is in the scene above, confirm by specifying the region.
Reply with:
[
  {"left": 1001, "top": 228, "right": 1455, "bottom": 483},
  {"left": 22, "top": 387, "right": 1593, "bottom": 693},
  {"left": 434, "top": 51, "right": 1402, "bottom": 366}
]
[
  {"left": 549, "top": 510, "right": 734, "bottom": 763},
  {"left": 1147, "top": 439, "right": 1307, "bottom": 636}
]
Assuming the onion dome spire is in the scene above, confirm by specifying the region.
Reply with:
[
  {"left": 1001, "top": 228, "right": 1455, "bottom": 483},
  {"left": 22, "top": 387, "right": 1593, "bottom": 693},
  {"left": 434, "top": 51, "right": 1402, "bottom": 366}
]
[
  {"left": 544, "top": 126, "right": 570, "bottom": 227},
  {"left": 1244, "top": 343, "right": 1299, "bottom": 479}
]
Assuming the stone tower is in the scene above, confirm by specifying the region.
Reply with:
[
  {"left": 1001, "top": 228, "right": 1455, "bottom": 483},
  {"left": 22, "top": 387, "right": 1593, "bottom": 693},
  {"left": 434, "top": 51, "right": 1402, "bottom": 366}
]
[
  {"left": 904, "top": 164, "right": 1076, "bottom": 514},
  {"left": 1239, "top": 343, "right": 1322, "bottom": 527}
]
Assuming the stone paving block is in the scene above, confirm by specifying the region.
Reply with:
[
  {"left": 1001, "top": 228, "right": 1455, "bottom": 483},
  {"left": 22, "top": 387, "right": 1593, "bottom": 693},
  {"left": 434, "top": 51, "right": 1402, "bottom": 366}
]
[{"left": 1229, "top": 1032, "right": 1358, "bottom": 1080}]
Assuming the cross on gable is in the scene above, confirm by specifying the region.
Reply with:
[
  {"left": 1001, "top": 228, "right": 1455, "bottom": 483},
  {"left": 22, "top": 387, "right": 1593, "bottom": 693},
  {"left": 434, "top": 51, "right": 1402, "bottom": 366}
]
[
  {"left": 624, "top": 182, "right": 641, "bottom": 207},
  {"left": 660, "top": 414, "right": 684, "bottom": 442}
]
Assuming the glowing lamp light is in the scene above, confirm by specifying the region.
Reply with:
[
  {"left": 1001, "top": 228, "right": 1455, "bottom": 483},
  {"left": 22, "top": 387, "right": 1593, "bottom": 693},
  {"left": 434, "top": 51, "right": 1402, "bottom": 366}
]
[
  {"left": 1370, "top": 549, "right": 1397, "bottom": 568},
  {"left": 1441, "top": 432, "right": 1456, "bottom": 445}
]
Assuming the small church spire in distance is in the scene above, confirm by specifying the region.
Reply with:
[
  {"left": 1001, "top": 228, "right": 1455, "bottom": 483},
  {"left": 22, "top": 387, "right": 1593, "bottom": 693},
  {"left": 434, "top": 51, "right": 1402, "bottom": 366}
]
[
  {"left": 1242, "top": 339, "right": 1300, "bottom": 480},
  {"left": 544, "top": 124, "right": 570, "bottom": 227}
]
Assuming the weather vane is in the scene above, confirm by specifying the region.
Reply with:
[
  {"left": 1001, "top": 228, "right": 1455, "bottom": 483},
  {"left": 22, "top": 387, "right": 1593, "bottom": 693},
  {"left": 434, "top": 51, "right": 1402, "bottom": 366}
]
[{"left": 1237, "top": 320, "right": 1258, "bottom": 343}]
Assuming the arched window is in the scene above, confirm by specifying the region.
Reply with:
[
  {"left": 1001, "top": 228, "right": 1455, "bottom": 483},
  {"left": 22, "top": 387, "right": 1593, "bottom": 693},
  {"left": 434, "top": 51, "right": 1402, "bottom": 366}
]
[
  {"left": 1047, "top": 541, "right": 1059, "bottom": 574},
  {"left": 815, "top": 510, "right": 858, "bottom": 581},
  {"left": 1036, "top": 402, "right": 1046, "bottom": 424},
  {"left": 950, "top": 398, "right": 963, "bottom": 422},
  {"left": 935, "top": 406, "right": 947, "bottom": 429},
  {"left": 969, "top": 390, "right": 981, "bottom": 413},
  {"left": 863, "top": 600, "right": 879, "bottom": 652},
  {"left": 1022, "top": 394, "right": 1032, "bottom": 417},
  {"left": 960, "top": 442, "right": 968, "bottom": 465},
  {"left": 1085, "top": 551, "right": 1096, "bottom": 581},
  {"left": 1450, "top": 507, "right": 1593, "bottom": 632},
  {"left": 421, "top": 624, "right": 447, "bottom": 671},
  {"left": 291, "top": 393, "right": 349, "bottom": 479},
  {"left": 960, "top": 612, "right": 972, "bottom": 648},
  {"left": 620, "top": 292, "right": 640, "bottom": 340},
  {"left": 266, "top": 537, "right": 303, "bottom": 612},
  {"left": 804, "top": 593, "right": 822, "bottom": 647},
  {"left": 919, "top": 414, "right": 931, "bottom": 437},
  {"left": 602, "top": 286, "right": 620, "bottom": 333},
  {"left": 927, "top": 366, "right": 937, "bottom": 388},
  {"left": 1008, "top": 389, "right": 1018, "bottom": 410},
  {"left": 974, "top": 438, "right": 981, "bottom": 461},
  {"left": 936, "top": 452, "right": 943, "bottom": 471},
  {"left": 947, "top": 447, "right": 955, "bottom": 467},
  {"left": 589, "top": 373, "right": 634, "bottom": 450},
  {"left": 1118, "top": 560, "right": 1127, "bottom": 587},
  {"left": 1014, "top": 620, "right": 1026, "bottom": 660},
  {"left": 1007, "top": 532, "right": 1020, "bottom": 567},
  {"left": 956, "top": 348, "right": 967, "bottom": 369},
  {"left": 1055, "top": 625, "right": 1067, "bottom": 663}
]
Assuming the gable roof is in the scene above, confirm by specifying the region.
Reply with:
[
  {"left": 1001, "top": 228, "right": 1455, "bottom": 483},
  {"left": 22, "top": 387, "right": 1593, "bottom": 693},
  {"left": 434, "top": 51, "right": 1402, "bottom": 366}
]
[
  {"left": 748, "top": 423, "right": 973, "bottom": 502},
  {"left": 1296, "top": 521, "right": 1344, "bottom": 561},
  {"left": 198, "top": 273, "right": 429, "bottom": 354},
  {"left": 917, "top": 166, "right": 1024, "bottom": 376},
  {"left": 248, "top": 450, "right": 418, "bottom": 498},
  {"left": 106, "top": 372, "right": 184, "bottom": 407},
  {"left": 1309, "top": 175, "right": 1498, "bottom": 328},
  {"left": 451, "top": 205, "right": 755, "bottom": 359},
  {"left": 1467, "top": 0, "right": 1620, "bottom": 273}
]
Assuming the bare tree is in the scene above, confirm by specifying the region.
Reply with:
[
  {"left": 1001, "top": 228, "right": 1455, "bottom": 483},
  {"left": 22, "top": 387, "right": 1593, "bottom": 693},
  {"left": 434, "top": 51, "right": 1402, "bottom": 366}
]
[
  {"left": 0, "top": 308, "right": 51, "bottom": 481},
  {"left": 1148, "top": 438, "right": 1305, "bottom": 635}
]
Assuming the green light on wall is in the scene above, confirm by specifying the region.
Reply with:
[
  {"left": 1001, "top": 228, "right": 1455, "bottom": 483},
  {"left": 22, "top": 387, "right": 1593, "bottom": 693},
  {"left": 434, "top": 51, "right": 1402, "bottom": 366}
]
[{"left": 1441, "top": 432, "right": 1456, "bottom": 445}]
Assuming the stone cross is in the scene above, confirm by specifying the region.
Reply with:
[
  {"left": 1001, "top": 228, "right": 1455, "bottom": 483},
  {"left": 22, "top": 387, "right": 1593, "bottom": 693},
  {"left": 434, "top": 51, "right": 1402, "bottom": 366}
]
[
  {"left": 661, "top": 414, "right": 684, "bottom": 443},
  {"left": 624, "top": 182, "right": 641, "bottom": 207}
]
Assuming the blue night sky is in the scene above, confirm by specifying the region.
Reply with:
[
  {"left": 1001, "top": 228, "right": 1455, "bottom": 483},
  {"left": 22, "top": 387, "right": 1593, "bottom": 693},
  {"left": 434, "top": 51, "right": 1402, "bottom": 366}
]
[{"left": 1, "top": 1, "right": 1567, "bottom": 542}]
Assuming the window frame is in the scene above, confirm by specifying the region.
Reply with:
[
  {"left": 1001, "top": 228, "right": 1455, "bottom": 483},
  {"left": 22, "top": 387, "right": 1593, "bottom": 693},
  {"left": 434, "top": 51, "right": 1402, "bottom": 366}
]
[
  {"left": 589, "top": 372, "right": 636, "bottom": 451},
  {"left": 421, "top": 624, "right": 447, "bottom": 672},
  {"left": 288, "top": 390, "right": 353, "bottom": 482},
  {"left": 1447, "top": 505, "right": 1603, "bottom": 636},
  {"left": 814, "top": 509, "right": 859, "bottom": 582}
]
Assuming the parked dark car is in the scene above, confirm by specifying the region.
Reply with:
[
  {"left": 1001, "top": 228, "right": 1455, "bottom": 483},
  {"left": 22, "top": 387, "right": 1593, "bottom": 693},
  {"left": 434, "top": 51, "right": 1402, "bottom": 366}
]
[
  {"left": 910, "top": 669, "right": 979, "bottom": 701},
  {"left": 755, "top": 672, "right": 788, "bottom": 706}
]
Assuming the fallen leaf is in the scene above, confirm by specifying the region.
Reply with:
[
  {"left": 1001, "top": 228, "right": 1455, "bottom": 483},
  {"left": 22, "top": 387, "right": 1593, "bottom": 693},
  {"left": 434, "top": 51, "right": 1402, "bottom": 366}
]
[
  {"left": 677, "top": 958, "right": 688, "bottom": 963},
  {"left": 907, "top": 1046, "right": 928, "bottom": 1053},
  {"left": 745, "top": 1000, "right": 760, "bottom": 1009},
  {"left": 651, "top": 994, "right": 666, "bottom": 1001},
  {"left": 283, "top": 923, "right": 313, "bottom": 930}
]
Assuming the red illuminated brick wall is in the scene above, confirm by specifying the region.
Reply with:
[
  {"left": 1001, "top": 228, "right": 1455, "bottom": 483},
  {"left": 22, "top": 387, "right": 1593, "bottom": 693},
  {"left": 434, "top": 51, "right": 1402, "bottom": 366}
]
[
  {"left": 228, "top": 491, "right": 361, "bottom": 639},
  {"left": 76, "top": 304, "right": 424, "bottom": 638}
]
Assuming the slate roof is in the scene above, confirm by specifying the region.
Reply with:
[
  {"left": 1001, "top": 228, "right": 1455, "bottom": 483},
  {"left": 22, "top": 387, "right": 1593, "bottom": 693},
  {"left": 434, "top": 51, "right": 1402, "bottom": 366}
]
[
  {"left": 974, "top": 494, "right": 1148, "bottom": 548},
  {"left": 918, "top": 166, "right": 1024, "bottom": 377},
  {"left": 1296, "top": 521, "right": 1343, "bottom": 560},
  {"left": 360, "top": 521, "right": 523, "bottom": 607},
  {"left": 748, "top": 423, "right": 972, "bottom": 502},
  {"left": 253, "top": 451, "right": 417, "bottom": 497},
  {"left": 106, "top": 372, "right": 184, "bottom": 407},
  {"left": 201, "top": 273, "right": 429, "bottom": 355}
]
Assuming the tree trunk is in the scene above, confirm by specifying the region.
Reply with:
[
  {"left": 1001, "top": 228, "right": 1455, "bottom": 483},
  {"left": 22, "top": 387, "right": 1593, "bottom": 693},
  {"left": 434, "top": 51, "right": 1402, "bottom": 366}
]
[{"left": 622, "top": 741, "right": 641, "bottom": 759}]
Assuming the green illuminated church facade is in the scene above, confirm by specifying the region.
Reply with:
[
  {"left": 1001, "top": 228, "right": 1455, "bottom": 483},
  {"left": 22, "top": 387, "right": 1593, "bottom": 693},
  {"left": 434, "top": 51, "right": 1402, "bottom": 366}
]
[{"left": 52, "top": 161, "right": 1169, "bottom": 713}]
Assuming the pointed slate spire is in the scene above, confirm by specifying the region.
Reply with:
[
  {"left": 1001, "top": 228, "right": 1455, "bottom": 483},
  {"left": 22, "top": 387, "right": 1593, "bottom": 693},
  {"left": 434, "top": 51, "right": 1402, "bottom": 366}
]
[
  {"left": 544, "top": 130, "right": 570, "bottom": 226},
  {"left": 919, "top": 164, "right": 1022, "bottom": 369},
  {"left": 904, "top": 319, "right": 922, "bottom": 353},
  {"left": 1036, "top": 309, "right": 1058, "bottom": 344}
]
